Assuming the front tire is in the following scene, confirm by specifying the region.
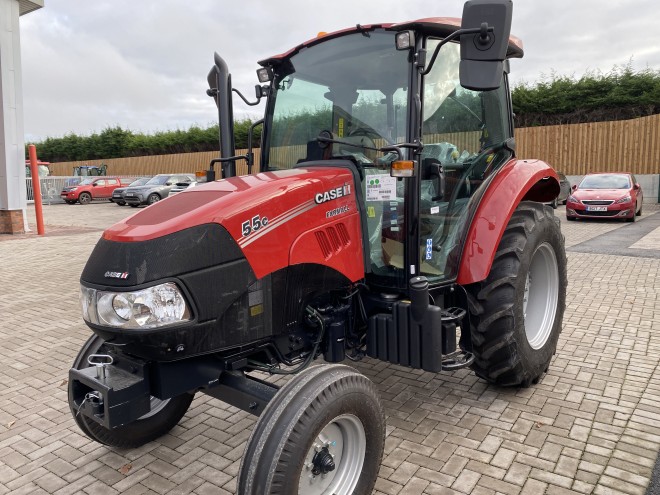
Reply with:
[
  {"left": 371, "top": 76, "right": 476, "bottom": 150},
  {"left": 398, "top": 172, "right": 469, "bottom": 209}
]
[
  {"left": 147, "top": 193, "right": 160, "bottom": 205},
  {"left": 238, "top": 364, "right": 385, "bottom": 495},
  {"left": 68, "top": 334, "right": 194, "bottom": 448},
  {"left": 78, "top": 192, "right": 92, "bottom": 205},
  {"left": 466, "top": 202, "right": 567, "bottom": 387}
]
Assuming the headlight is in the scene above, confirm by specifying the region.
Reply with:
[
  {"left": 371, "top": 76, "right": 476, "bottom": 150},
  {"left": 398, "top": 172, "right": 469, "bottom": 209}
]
[
  {"left": 69, "top": 187, "right": 78, "bottom": 191},
  {"left": 80, "top": 282, "right": 191, "bottom": 329},
  {"left": 614, "top": 195, "right": 631, "bottom": 204},
  {"left": 567, "top": 195, "right": 578, "bottom": 203}
]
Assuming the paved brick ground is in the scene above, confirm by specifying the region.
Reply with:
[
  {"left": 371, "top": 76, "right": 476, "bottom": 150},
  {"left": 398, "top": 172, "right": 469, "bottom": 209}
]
[{"left": 1, "top": 202, "right": 660, "bottom": 494}]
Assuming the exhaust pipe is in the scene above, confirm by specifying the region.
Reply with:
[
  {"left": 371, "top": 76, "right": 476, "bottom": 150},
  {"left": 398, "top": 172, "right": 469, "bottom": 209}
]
[{"left": 207, "top": 53, "right": 236, "bottom": 177}]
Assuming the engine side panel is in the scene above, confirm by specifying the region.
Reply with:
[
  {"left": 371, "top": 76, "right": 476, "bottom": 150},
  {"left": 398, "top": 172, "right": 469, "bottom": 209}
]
[{"left": 457, "top": 159, "right": 559, "bottom": 285}]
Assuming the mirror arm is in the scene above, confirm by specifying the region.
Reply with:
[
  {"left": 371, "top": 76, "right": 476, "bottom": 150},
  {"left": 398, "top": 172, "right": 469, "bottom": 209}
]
[
  {"left": 232, "top": 88, "right": 261, "bottom": 106},
  {"left": 420, "top": 25, "right": 494, "bottom": 76}
]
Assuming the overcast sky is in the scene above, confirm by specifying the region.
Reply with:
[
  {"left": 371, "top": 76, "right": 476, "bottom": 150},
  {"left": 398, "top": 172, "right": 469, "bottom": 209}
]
[{"left": 18, "top": 0, "right": 660, "bottom": 141}]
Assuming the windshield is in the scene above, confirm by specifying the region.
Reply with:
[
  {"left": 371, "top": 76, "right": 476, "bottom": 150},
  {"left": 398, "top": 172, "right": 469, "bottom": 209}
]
[
  {"left": 130, "top": 177, "right": 150, "bottom": 186},
  {"left": 146, "top": 176, "right": 169, "bottom": 186},
  {"left": 79, "top": 179, "right": 95, "bottom": 185},
  {"left": 580, "top": 174, "right": 630, "bottom": 189},
  {"left": 265, "top": 30, "right": 410, "bottom": 169}
]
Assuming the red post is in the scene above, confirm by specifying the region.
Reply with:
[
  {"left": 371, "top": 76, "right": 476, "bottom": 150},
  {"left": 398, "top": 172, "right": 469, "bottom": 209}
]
[{"left": 28, "top": 145, "right": 45, "bottom": 235}]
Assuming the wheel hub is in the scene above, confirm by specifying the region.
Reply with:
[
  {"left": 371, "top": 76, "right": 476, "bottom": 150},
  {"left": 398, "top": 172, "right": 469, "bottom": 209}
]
[
  {"left": 311, "top": 447, "right": 336, "bottom": 476},
  {"left": 299, "top": 414, "right": 365, "bottom": 495}
]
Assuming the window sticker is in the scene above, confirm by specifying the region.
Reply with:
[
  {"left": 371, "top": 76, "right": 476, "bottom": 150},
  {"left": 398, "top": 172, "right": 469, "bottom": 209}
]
[
  {"left": 425, "top": 238, "right": 433, "bottom": 260},
  {"left": 366, "top": 174, "right": 397, "bottom": 201}
]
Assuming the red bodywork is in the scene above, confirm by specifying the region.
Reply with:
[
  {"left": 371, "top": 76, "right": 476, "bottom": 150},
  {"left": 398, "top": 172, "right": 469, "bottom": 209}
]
[
  {"left": 61, "top": 177, "right": 128, "bottom": 202},
  {"left": 105, "top": 160, "right": 558, "bottom": 288},
  {"left": 104, "top": 168, "right": 365, "bottom": 282},
  {"left": 565, "top": 173, "right": 643, "bottom": 221},
  {"left": 457, "top": 159, "right": 559, "bottom": 285}
]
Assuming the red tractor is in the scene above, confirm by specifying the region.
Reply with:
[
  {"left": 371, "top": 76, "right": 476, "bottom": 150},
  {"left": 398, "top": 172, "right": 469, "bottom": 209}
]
[{"left": 69, "top": 1, "right": 566, "bottom": 493}]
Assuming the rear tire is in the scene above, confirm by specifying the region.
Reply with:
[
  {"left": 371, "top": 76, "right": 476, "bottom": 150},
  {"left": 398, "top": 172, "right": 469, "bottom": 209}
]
[
  {"left": 68, "top": 334, "right": 194, "bottom": 448},
  {"left": 238, "top": 364, "right": 385, "bottom": 495},
  {"left": 465, "top": 202, "right": 567, "bottom": 387},
  {"left": 78, "top": 192, "right": 92, "bottom": 205}
]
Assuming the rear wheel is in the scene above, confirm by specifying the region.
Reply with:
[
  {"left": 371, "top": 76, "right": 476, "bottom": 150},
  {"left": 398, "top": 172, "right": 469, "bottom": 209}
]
[
  {"left": 238, "top": 364, "right": 385, "bottom": 495},
  {"left": 465, "top": 202, "right": 567, "bottom": 387},
  {"left": 78, "top": 192, "right": 92, "bottom": 205},
  {"left": 68, "top": 334, "right": 194, "bottom": 448}
]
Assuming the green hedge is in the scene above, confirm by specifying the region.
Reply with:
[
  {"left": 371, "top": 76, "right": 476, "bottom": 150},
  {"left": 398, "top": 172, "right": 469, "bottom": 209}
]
[{"left": 512, "top": 65, "right": 660, "bottom": 127}]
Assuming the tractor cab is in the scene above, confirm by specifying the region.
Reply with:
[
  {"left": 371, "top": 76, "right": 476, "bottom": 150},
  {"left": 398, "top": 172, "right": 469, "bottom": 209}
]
[{"left": 253, "top": 19, "right": 522, "bottom": 289}]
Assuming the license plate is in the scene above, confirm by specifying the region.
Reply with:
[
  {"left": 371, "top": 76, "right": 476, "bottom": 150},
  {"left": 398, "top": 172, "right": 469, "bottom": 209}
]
[{"left": 586, "top": 206, "right": 607, "bottom": 212}]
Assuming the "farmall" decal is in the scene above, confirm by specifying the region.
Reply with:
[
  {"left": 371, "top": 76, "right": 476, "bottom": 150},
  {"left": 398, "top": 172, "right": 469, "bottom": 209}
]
[{"left": 315, "top": 183, "right": 351, "bottom": 204}]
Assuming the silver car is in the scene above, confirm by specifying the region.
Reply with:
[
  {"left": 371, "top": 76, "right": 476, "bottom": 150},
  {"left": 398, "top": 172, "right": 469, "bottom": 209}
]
[{"left": 123, "top": 174, "right": 195, "bottom": 207}]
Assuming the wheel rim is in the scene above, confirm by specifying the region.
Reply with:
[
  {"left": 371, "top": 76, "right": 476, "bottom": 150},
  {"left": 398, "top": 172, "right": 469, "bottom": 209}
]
[
  {"left": 522, "top": 242, "right": 559, "bottom": 350},
  {"left": 138, "top": 396, "right": 171, "bottom": 420},
  {"left": 148, "top": 194, "right": 159, "bottom": 204},
  {"left": 299, "top": 414, "right": 366, "bottom": 495},
  {"left": 80, "top": 194, "right": 90, "bottom": 204}
]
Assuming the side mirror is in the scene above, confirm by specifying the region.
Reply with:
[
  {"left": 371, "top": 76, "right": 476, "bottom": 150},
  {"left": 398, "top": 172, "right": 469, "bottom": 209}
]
[
  {"left": 459, "top": 0, "right": 513, "bottom": 90},
  {"left": 633, "top": 183, "right": 640, "bottom": 190},
  {"left": 92, "top": 183, "right": 98, "bottom": 187},
  {"left": 165, "top": 182, "right": 172, "bottom": 186},
  {"left": 571, "top": 184, "right": 578, "bottom": 191}
]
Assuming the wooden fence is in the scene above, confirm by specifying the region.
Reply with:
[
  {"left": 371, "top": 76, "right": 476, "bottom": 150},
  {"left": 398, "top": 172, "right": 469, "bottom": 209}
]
[
  {"left": 515, "top": 113, "right": 660, "bottom": 175},
  {"left": 51, "top": 114, "right": 660, "bottom": 177}
]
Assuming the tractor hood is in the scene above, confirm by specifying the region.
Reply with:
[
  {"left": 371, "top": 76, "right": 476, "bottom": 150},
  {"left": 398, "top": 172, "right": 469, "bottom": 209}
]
[
  {"left": 105, "top": 167, "right": 353, "bottom": 243},
  {"left": 103, "top": 165, "right": 365, "bottom": 281}
]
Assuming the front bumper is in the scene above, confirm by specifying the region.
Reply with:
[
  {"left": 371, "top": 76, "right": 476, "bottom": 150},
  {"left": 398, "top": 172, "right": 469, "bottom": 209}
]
[
  {"left": 61, "top": 191, "right": 79, "bottom": 201},
  {"left": 123, "top": 193, "right": 145, "bottom": 205},
  {"left": 566, "top": 202, "right": 633, "bottom": 219}
]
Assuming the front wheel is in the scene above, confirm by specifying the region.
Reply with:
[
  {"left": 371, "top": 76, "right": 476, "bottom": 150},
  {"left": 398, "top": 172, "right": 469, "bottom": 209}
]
[
  {"left": 68, "top": 334, "right": 194, "bottom": 448},
  {"left": 466, "top": 202, "right": 567, "bottom": 387},
  {"left": 78, "top": 192, "right": 92, "bottom": 205},
  {"left": 238, "top": 364, "right": 385, "bottom": 495},
  {"left": 147, "top": 193, "right": 160, "bottom": 205}
]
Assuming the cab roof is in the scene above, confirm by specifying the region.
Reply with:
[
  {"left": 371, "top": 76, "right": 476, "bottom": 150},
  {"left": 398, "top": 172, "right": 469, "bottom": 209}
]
[{"left": 259, "top": 17, "right": 523, "bottom": 67}]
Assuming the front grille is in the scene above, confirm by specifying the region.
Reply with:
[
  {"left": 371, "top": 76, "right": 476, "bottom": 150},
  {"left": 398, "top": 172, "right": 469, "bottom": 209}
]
[
  {"left": 575, "top": 209, "right": 619, "bottom": 217},
  {"left": 581, "top": 200, "right": 614, "bottom": 206}
]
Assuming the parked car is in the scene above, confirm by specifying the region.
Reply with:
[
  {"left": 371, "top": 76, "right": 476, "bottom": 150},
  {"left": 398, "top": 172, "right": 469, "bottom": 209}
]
[
  {"left": 111, "top": 177, "right": 151, "bottom": 206},
  {"left": 169, "top": 180, "right": 199, "bottom": 195},
  {"left": 60, "top": 177, "right": 132, "bottom": 205},
  {"left": 566, "top": 172, "right": 643, "bottom": 222},
  {"left": 123, "top": 173, "right": 195, "bottom": 207},
  {"left": 547, "top": 171, "right": 571, "bottom": 208}
]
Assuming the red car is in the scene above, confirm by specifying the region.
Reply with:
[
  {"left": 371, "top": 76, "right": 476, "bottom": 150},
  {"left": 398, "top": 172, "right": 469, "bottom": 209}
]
[
  {"left": 566, "top": 173, "right": 643, "bottom": 222},
  {"left": 61, "top": 177, "right": 132, "bottom": 205}
]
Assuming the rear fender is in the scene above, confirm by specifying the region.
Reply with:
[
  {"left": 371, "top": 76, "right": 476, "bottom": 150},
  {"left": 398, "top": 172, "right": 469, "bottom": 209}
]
[{"left": 457, "top": 159, "right": 559, "bottom": 285}]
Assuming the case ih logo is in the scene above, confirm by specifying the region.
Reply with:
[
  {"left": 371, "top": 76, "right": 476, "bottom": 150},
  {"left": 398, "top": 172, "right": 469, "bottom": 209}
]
[
  {"left": 104, "top": 271, "right": 129, "bottom": 279},
  {"left": 315, "top": 183, "right": 351, "bottom": 204}
]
